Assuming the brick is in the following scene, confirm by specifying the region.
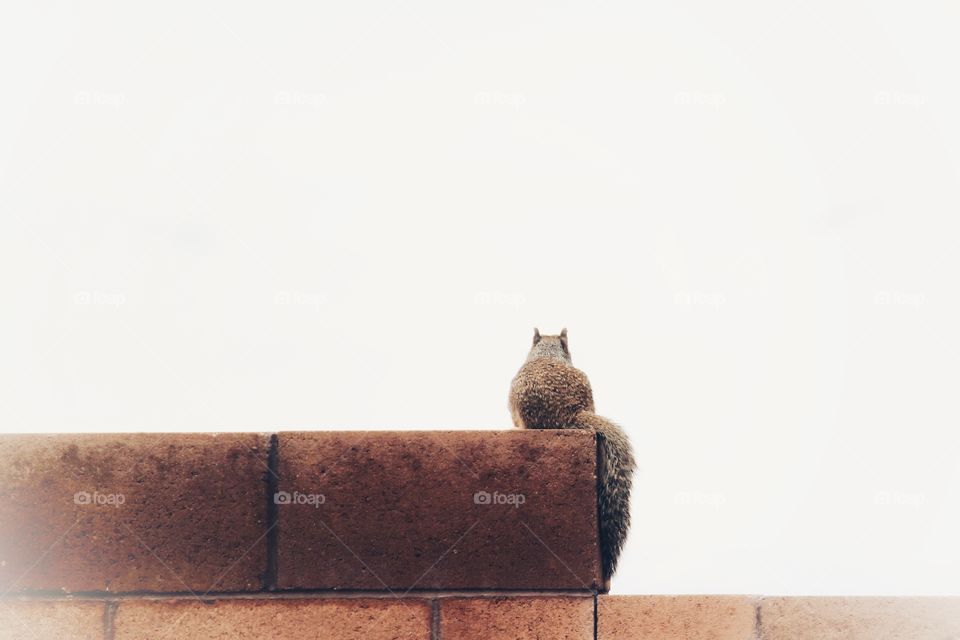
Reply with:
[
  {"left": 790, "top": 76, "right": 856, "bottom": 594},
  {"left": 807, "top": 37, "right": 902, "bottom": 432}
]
[
  {"left": 759, "top": 597, "right": 960, "bottom": 639},
  {"left": 276, "top": 430, "right": 601, "bottom": 590},
  {"left": 113, "top": 598, "right": 431, "bottom": 640},
  {"left": 598, "top": 595, "right": 757, "bottom": 640},
  {"left": 0, "top": 600, "right": 105, "bottom": 640},
  {"left": 0, "top": 434, "right": 269, "bottom": 593},
  {"left": 440, "top": 596, "right": 593, "bottom": 640}
]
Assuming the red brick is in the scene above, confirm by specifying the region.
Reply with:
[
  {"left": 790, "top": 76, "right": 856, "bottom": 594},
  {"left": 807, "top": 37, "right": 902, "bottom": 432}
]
[
  {"left": 0, "top": 434, "right": 269, "bottom": 593},
  {"left": 0, "top": 600, "right": 105, "bottom": 640},
  {"left": 759, "top": 597, "right": 960, "bottom": 639},
  {"left": 113, "top": 598, "right": 430, "bottom": 640},
  {"left": 276, "top": 430, "right": 601, "bottom": 590},
  {"left": 598, "top": 595, "right": 757, "bottom": 640},
  {"left": 440, "top": 596, "right": 593, "bottom": 640}
]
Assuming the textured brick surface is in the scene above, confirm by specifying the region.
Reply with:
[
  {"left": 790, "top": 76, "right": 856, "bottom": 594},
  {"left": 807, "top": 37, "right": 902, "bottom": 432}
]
[
  {"left": 440, "top": 596, "right": 593, "bottom": 640},
  {"left": 598, "top": 595, "right": 757, "bottom": 640},
  {"left": 0, "top": 600, "right": 105, "bottom": 640},
  {"left": 113, "top": 598, "right": 431, "bottom": 640},
  {"left": 276, "top": 430, "right": 601, "bottom": 590},
  {"left": 0, "top": 434, "right": 269, "bottom": 593},
  {"left": 759, "top": 597, "right": 960, "bottom": 639}
]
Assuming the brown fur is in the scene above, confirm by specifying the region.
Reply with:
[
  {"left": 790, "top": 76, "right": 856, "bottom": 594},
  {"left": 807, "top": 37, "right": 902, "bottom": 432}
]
[{"left": 509, "top": 328, "right": 635, "bottom": 585}]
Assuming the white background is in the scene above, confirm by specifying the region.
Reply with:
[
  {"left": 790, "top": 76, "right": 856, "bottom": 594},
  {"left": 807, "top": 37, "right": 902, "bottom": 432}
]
[{"left": 2, "top": 2, "right": 959, "bottom": 596}]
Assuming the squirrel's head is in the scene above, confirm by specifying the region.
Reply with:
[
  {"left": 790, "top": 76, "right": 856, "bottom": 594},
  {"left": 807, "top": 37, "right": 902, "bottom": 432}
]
[{"left": 527, "top": 328, "right": 571, "bottom": 364}]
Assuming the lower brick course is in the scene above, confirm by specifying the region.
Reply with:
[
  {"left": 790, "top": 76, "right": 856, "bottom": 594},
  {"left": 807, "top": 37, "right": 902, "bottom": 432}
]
[{"left": 2, "top": 594, "right": 959, "bottom": 639}]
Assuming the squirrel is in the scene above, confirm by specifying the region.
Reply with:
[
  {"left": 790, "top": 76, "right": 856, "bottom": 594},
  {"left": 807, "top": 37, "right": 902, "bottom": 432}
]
[{"left": 509, "top": 328, "right": 635, "bottom": 587}]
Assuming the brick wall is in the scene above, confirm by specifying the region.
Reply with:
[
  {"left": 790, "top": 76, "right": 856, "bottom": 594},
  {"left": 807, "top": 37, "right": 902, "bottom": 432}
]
[{"left": 1, "top": 432, "right": 958, "bottom": 639}]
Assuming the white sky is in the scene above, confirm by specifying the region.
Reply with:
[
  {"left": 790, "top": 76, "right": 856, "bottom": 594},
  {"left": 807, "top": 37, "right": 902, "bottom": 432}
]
[{"left": 1, "top": 1, "right": 959, "bottom": 596}]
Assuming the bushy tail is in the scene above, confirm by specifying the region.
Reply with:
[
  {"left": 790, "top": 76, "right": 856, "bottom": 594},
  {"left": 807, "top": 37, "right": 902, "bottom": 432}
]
[{"left": 575, "top": 411, "right": 635, "bottom": 583}]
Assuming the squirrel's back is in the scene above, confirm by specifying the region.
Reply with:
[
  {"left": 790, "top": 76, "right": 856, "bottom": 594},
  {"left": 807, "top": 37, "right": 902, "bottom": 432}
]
[{"left": 510, "top": 358, "right": 594, "bottom": 430}]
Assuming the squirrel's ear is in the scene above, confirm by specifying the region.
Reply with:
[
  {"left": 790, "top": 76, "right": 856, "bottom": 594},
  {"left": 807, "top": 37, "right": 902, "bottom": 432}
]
[
  {"left": 532, "top": 328, "right": 542, "bottom": 345},
  {"left": 559, "top": 328, "right": 569, "bottom": 350}
]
